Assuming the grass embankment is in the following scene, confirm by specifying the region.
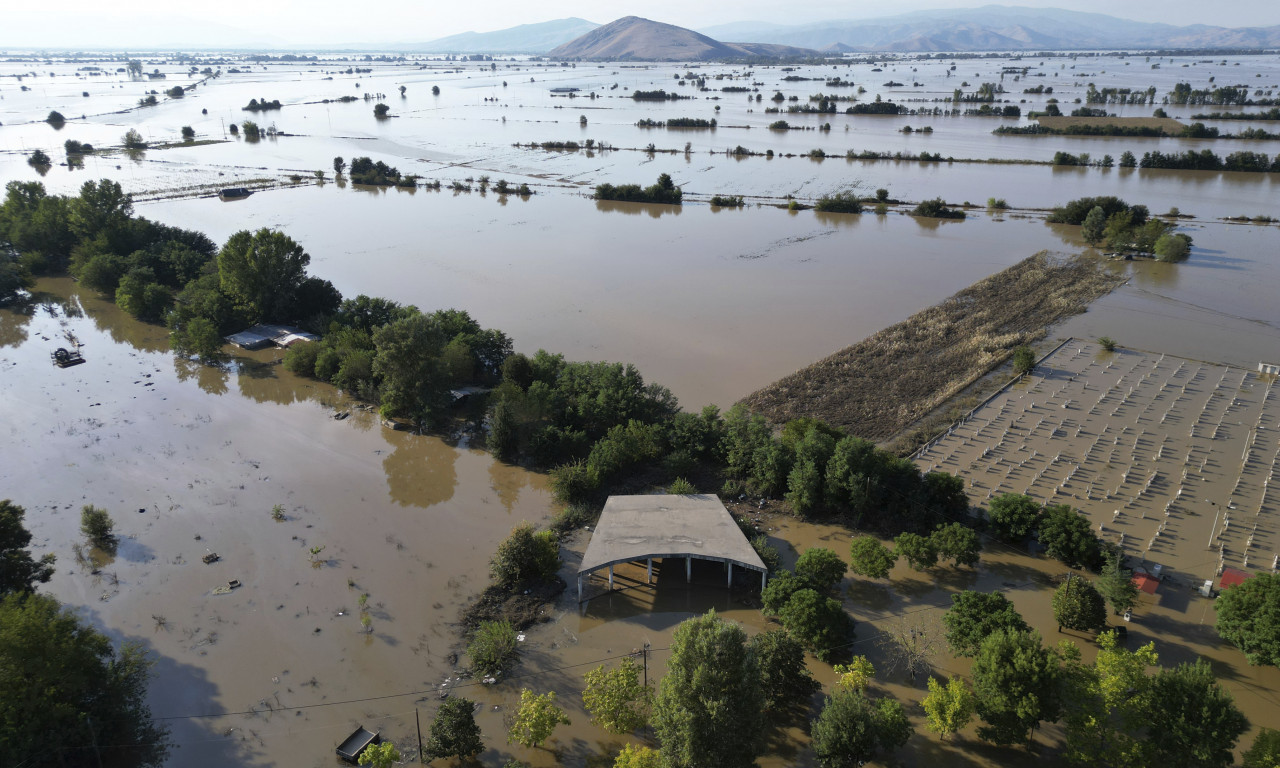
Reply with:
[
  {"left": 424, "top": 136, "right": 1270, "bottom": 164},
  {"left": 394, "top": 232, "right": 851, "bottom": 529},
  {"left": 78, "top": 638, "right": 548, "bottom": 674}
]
[{"left": 740, "top": 252, "right": 1125, "bottom": 440}]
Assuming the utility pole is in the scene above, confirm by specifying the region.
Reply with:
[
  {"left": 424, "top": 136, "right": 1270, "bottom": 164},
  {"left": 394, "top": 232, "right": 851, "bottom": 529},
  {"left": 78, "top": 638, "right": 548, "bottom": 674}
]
[
  {"left": 415, "top": 707, "right": 424, "bottom": 762},
  {"left": 642, "top": 641, "right": 650, "bottom": 691}
]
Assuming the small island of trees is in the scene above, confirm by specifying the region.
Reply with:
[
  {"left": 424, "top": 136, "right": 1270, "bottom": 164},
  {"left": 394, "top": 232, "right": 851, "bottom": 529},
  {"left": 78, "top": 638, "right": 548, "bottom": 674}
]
[{"left": 594, "top": 174, "right": 682, "bottom": 206}]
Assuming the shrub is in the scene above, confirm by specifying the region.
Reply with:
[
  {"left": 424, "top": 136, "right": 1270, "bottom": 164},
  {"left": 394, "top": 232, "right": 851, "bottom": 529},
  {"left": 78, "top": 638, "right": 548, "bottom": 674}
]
[
  {"left": 373, "top": 102, "right": 390, "bottom": 118},
  {"left": 814, "top": 191, "right": 863, "bottom": 214},
  {"left": 80, "top": 505, "right": 115, "bottom": 547},
  {"left": 987, "top": 197, "right": 1008, "bottom": 210},
  {"left": 181, "top": 126, "right": 195, "bottom": 140},
  {"left": 27, "top": 149, "right": 51, "bottom": 167},
  {"left": 875, "top": 188, "right": 889, "bottom": 202},
  {"left": 122, "top": 128, "right": 146, "bottom": 149},
  {"left": 490, "top": 522, "right": 560, "bottom": 588},
  {"left": 874, "top": 202, "right": 888, "bottom": 215},
  {"left": 46, "top": 110, "right": 66, "bottom": 125},
  {"left": 1097, "top": 336, "right": 1117, "bottom": 352},
  {"left": 468, "top": 619, "right": 518, "bottom": 676},
  {"left": 911, "top": 198, "right": 966, "bottom": 219},
  {"left": 1154, "top": 233, "right": 1191, "bottom": 262},
  {"left": 668, "top": 477, "right": 696, "bottom": 495},
  {"left": 1012, "top": 345, "right": 1036, "bottom": 375}
]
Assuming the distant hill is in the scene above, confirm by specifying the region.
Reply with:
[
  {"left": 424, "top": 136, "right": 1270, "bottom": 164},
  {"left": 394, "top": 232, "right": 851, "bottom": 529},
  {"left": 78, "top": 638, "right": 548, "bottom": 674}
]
[
  {"left": 548, "top": 16, "right": 818, "bottom": 61},
  {"left": 415, "top": 18, "right": 599, "bottom": 53},
  {"left": 698, "top": 5, "right": 1280, "bottom": 51}
]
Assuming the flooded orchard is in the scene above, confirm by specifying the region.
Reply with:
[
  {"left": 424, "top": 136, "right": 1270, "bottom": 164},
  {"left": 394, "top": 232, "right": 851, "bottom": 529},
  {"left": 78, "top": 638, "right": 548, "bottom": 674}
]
[{"left": 2, "top": 44, "right": 1279, "bottom": 768}]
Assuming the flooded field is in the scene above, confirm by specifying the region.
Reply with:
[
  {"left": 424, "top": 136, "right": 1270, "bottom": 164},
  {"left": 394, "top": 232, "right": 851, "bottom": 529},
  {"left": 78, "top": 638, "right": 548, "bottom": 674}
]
[{"left": 2, "top": 45, "right": 1279, "bottom": 768}]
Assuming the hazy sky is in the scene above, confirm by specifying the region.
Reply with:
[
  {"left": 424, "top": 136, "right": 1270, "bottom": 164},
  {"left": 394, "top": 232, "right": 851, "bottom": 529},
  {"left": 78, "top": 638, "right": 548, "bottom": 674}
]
[{"left": 6, "top": 1, "right": 1280, "bottom": 48}]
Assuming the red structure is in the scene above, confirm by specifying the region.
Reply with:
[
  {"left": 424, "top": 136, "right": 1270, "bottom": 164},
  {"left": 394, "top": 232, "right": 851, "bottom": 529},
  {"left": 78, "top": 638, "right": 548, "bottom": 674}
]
[{"left": 1219, "top": 567, "right": 1253, "bottom": 590}]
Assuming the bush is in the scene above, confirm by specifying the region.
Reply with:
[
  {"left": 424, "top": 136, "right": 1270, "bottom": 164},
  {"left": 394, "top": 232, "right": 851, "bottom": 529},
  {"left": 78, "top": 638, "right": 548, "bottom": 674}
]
[
  {"left": 373, "top": 102, "right": 390, "bottom": 118},
  {"left": 468, "top": 619, "right": 518, "bottom": 676},
  {"left": 27, "top": 150, "right": 51, "bottom": 167},
  {"left": 122, "top": 128, "right": 146, "bottom": 149},
  {"left": 1154, "top": 233, "right": 1191, "bottom": 262},
  {"left": 80, "top": 505, "right": 115, "bottom": 548},
  {"left": 490, "top": 522, "right": 560, "bottom": 589},
  {"left": 814, "top": 191, "right": 863, "bottom": 214},
  {"left": 668, "top": 477, "right": 696, "bottom": 495},
  {"left": 1097, "top": 336, "right": 1117, "bottom": 352},
  {"left": 181, "top": 126, "right": 195, "bottom": 140},
  {"left": 46, "top": 110, "right": 66, "bottom": 126},
  {"left": 987, "top": 197, "right": 1008, "bottom": 210},
  {"left": 1012, "top": 345, "right": 1036, "bottom": 375},
  {"left": 875, "top": 188, "right": 889, "bottom": 202},
  {"left": 911, "top": 198, "right": 965, "bottom": 219}
]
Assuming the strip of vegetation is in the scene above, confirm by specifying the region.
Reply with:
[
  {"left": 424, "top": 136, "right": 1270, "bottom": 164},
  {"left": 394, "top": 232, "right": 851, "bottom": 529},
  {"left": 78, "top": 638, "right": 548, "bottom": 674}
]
[
  {"left": 242, "top": 98, "right": 282, "bottom": 111},
  {"left": 636, "top": 117, "right": 716, "bottom": 128},
  {"left": 1168, "top": 82, "right": 1278, "bottom": 107},
  {"left": 813, "top": 191, "right": 863, "bottom": 214},
  {"left": 1192, "top": 108, "right": 1280, "bottom": 121},
  {"left": 593, "top": 173, "right": 682, "bottom": 206},
  {"left": 740, "top": 252, "right": 1125, "bottom": 439},
  {"left": 846, "top": 101, "right": 907, "bottom": 115},
  {"left": 709, "top": 195, "right": 744, "bottom": 207},
  {"left": 912, "top": 198, "right": 966, "bottom": 219},
  {"left": 631, "top": 90, "right": 688, "bottom": 101}
]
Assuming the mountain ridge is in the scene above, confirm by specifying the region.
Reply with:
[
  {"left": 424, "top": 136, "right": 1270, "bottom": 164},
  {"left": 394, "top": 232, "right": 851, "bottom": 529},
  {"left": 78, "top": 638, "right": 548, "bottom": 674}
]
[{"left": 548, "top": 16, "right": 818, "bottom": 61}]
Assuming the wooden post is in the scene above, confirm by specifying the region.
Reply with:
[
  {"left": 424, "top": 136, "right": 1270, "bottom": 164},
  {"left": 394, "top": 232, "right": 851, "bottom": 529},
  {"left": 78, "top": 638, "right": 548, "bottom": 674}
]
[
  {"left": 727, "top": 561, "right": 733, "bottom": 587},
  {"left": 609, "top": 564, "right": 614, "bottom": 591},
  {"left": 761, "top": 570, "right": 767, "bottom": 591},
  {"left": 647, "top": 558, "right": 652, "bottom": 583},
  {"left": 686, "top": 556, "right": 691, "bottom": 582},
  {"left": 415, "top": 708, "right": 424, "bottom": 763},
  {"left": 577, "top": 575, "right": 582, "bottom": 602}
]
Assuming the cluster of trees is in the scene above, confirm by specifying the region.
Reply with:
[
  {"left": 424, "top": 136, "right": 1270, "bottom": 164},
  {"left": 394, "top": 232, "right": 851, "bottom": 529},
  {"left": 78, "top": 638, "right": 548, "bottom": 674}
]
[
  {"left": 845, "top": 523, "right": 982, "bottom": 579},
  {"left": 1167, "top": 82, "right": 1260, "bottom": 106},
  {"left": 760, "top": 549, "right": 855, "bottom": 660},
  {"left": 936, "top": 590, "right": 1252, "bottom": 764},
  {"left": 635, "top": 118, "right": 716, "bottom": 128},
  {"left": 912, "top": 198, "right": 966, "bottom": 219},
  {"left": 242, "top": 98, "right": 282, "bottom": 111},
  {"left": 285, "top": 299, "right": 510, "bottom": 424},
  {"left": 1140, "top": 148, "right": 1280, "bottom": 173},
  {"left": 593, "top": 174, "right": 683, "bottom": 206},
  {"left": 1193, "top": 107, "right": 1280, "bottom": 121},
  {"left": 1, "top": 500, "right": 170, "bottom": 766},
  {"left": 1048, "top": 195, "right": 1190, "bottom": 259},
  {"left": 845, "top": 100, "right": 906, "bottom": 115},
  {"left": 813, "top": 191, "right": 862, "bottom": 214},
  {"left": 344, "top": 156, "right": 416, "bottom": 187},
  {"left": 630, "top": 90, "right": 686, "bottom": 101},
  {"left": 985, "top": 492, "right": 1111, "bottom": 567}
]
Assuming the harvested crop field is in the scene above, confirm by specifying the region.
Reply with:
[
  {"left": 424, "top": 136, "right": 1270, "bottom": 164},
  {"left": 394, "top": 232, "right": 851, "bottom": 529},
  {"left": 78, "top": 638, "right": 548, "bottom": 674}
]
[
  {"left": 1035, "top": 115, "right": 1188, "bottom": 133},
  {"left": 740, "top": 251, "right": 1126, "bottom": 439}
]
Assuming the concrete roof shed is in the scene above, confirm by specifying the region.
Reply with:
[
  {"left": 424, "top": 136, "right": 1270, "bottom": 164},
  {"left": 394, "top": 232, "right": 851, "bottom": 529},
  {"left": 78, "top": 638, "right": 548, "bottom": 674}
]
[{"left": 576, "top": 494, "right": 767, "bottom": 602}]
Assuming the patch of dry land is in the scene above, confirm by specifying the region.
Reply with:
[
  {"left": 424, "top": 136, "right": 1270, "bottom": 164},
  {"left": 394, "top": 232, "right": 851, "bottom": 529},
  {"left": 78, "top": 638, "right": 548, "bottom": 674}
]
[
  {"left": 1035, "top": 115, "right": 1188, "bottom": 133},
  {"left": 741, "top": 252, "right": 1125, "bottom": 439}
]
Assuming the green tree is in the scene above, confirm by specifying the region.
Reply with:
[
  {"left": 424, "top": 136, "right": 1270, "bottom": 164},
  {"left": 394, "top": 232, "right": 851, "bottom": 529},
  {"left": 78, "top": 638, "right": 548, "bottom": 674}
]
[
  {"left": 122, "top": 128, "right": 146, "bottom": 149},
  {"left": 0, "top": 592, "right": 170, "bottom": 767},
  {"left": 488, "top": 396, "right": 517, "bottom": 459},
  {"left": 333, "top": 156, "right": 346, "bottom": 175},
  {"left": 811, "top": 688, "right": 912, "bottom": 768},
  {"left": 490, "top": 521, "right": 559, "bottom": 588},
  {"left": 170, "top": 316, "right": 226, "bottom": 362},
  {"left": 652, "top": 610, "right": 764, "bottom": 768},
  {"left": 1242, "top": 728, "right": 1280, "bottom": 768},
  {"left": 1039, "top": 505, "right": 1102, "bottom": 568},
  {"left": 794, "top": 547, "right": 847, "bottom": 592},
  {"left": 115, "top": 268, "right": 172, "bottom": 322},
  {"left": 943, "top": 590, "right": 1029, "bottom": 656},
  {"left": 1154, "top": 233, "right": 1191, "bottom": 262},
  {"left": 467, "top": 619, "right": 518, "bottom": 676},
  {"left": 749, "top": 628, "right": 816, "bottom": 712},
  {"left": 1081, "top": 205, "right": 1107, "bottom": 245},
  {"left": 358, "top": 742, "right": 401, "bottom": 768},
  {"left": 372, "top": 312, "right": 449, "bottom": 423},
  {"left": 923, "top": 675, "right": 975, "bottom": 739},
  {"left": 614, "top": 744, "right": 661, "bottom": 768},
  {"left": 425, "top": 697, "right": 483, "bottom": 759},
  {"left": 216, "top": 228, "right": 311, "bottom": 323},
  {"left": 893, "top": 532, "right": 938, "bottom": 570},
  {"left": 1096, "top": 551, "right": 1139, "bottom": 615},
  {"left": 1215, "top": 572, "right": 1280, "bottom": 666},
  {"left": 70, "top": 178, "right": 133, "bottom": 244},
  {"left": 28, "top": 149, "right": 51, "bottom": 167},
  {"left": 0, "top": 256, "right": 33, "bottom": 306},
  {"left": 930, "top": 522, "right": 981, "bottom": 567},
  {"left": 760, "top": 569, "right": 807, "bottom": 616},
  {"left": 1144, "top": 659, "right": 1247, "bottom": 768},
  {"left": 181, "top": 126, "right": 195, "bottom": 140},
  {"left": 583, "top": 657, "right": 649, "bottom": 733},
  {"left": 80, "top": 504, "right": 115, "bottom": 549},
  {"left": 971, "top": 628, "right": 1062, "bottom": 746},
  {"left": 1060, "top": 631, "right": 1157, "bottom": 768},
  {"left": 1012, "top": 345, "right": 1036, "bottom": 375},
  {"left": 0, "top": 500, "right": 55, "bottom": 595},
  {"left": 1052, "top": 577, "right": 1107, "bottom": 633},
  {"left": 778, "top": 588, "right": 854, "bottom": 662},
  {"left": 987, "top": 493, "right": 1040, "bottom": 541},
  {"left": 508, "top": 689, "right": 570, "bottom": 748},
  {"left": 373, "top": 102, "right": 390, "bottom": 118},
  {"left": 848, "top": 536, "right": 897, "bottom": 579}
]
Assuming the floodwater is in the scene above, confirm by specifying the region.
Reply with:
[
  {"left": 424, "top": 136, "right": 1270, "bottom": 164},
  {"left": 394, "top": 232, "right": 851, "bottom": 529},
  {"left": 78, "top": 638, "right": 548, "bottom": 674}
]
[{"left": 3, "top": 47, "right": 1280, "bottom": 768}]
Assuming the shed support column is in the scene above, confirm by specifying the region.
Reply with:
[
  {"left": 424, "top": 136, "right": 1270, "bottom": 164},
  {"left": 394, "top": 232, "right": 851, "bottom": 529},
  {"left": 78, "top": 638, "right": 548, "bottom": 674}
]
[
  {"left": 647, "top": 558, "right": 652, "bottom": 584},
  {"left": 762, "top": 570, "right": 767, "bottom": 592},
  {"left": 686, "top": 556, "right": 691, "bottom": 583},
  {"left": 727, "top": 562, "right": 733, "bottom": 587},
  {"left": 609, "top": 565, "right": 614, "bottom": 591},
  {"left": 577, "top": 575, "right": 582, "bottom": 603}
]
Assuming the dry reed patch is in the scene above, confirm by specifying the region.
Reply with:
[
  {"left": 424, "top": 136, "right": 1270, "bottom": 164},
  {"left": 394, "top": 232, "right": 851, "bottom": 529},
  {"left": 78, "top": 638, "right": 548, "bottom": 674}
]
[{"left": 739, "top": 251, "right": 1124, "bottom": 439}]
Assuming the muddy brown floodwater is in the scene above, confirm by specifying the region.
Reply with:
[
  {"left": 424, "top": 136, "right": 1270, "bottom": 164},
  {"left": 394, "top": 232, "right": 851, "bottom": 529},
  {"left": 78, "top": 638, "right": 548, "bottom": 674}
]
[{"left": 1, "top": 280, "right": 551, "bottom": 767}]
